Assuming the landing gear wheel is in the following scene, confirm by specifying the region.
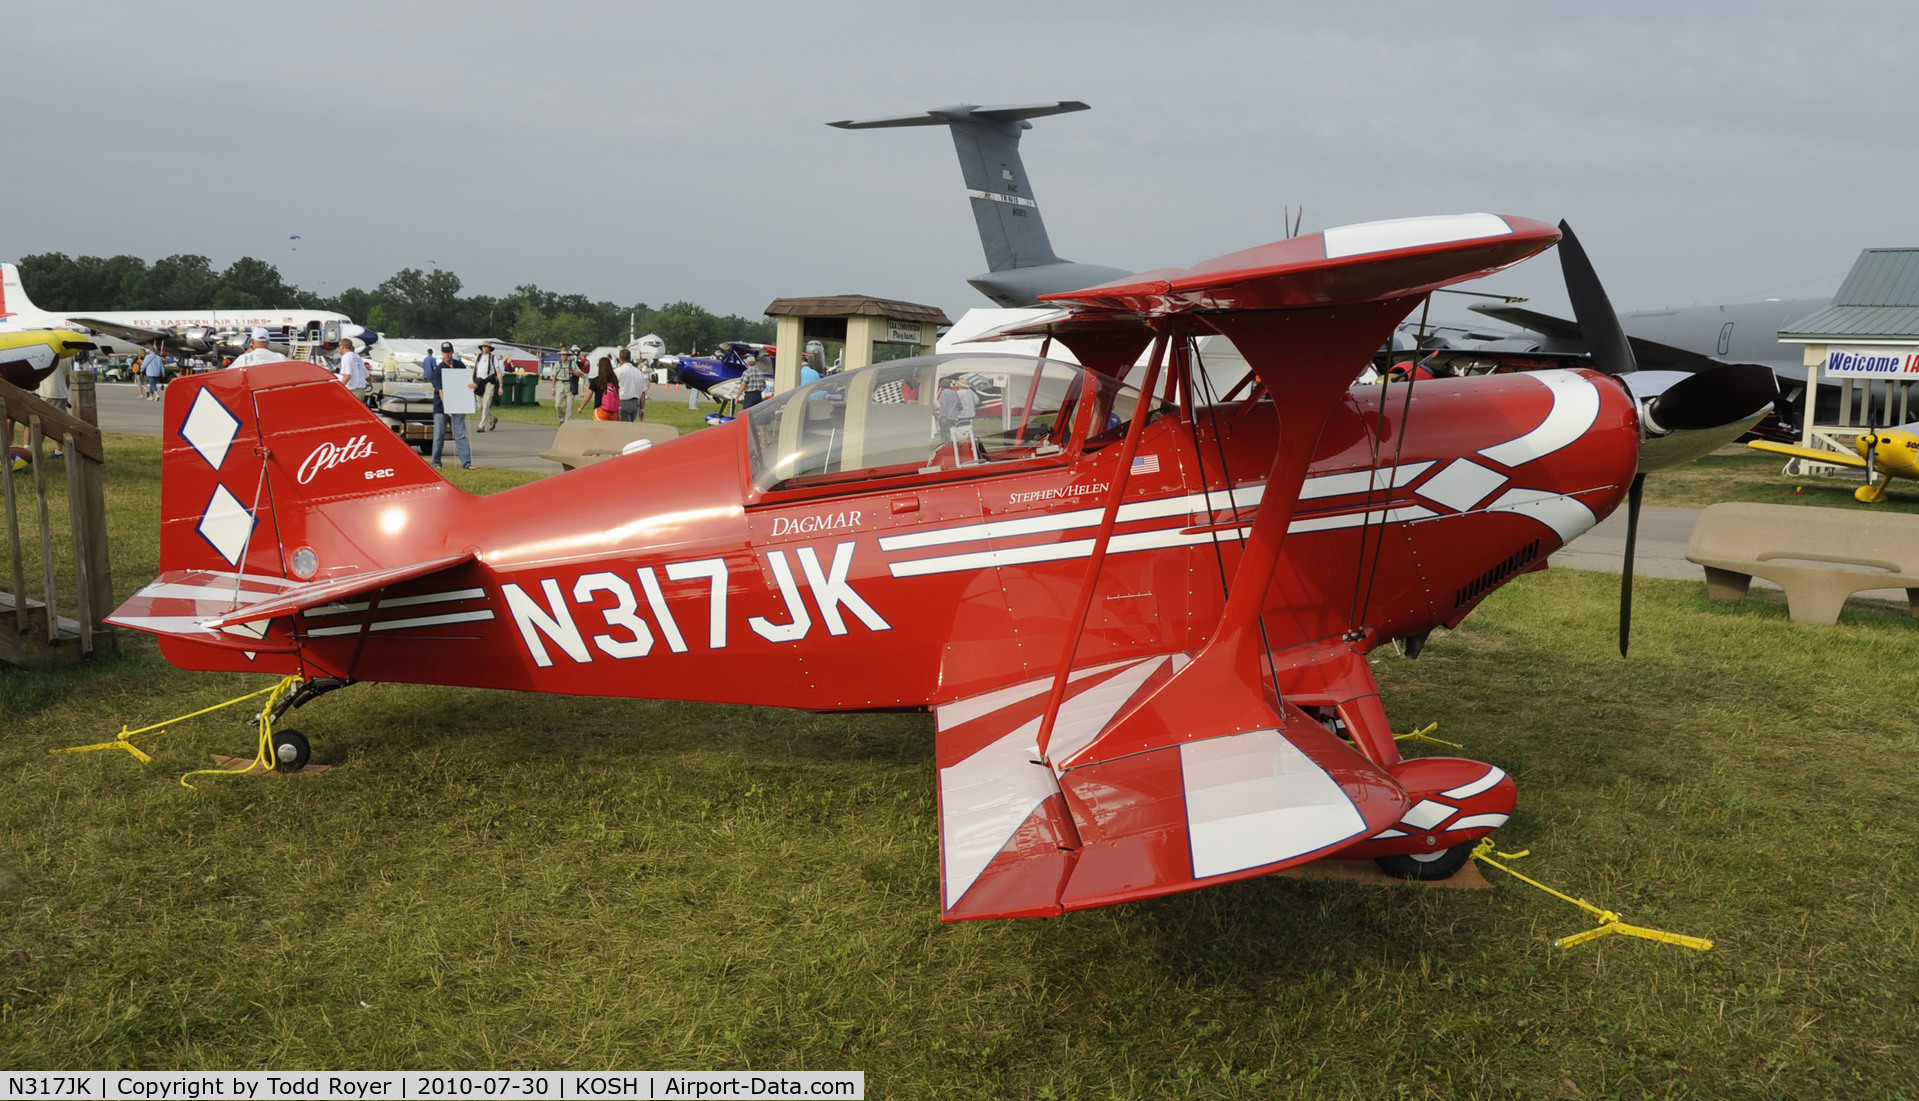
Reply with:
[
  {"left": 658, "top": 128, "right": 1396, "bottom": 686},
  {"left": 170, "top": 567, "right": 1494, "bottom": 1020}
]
[
  {"left": 271, "top": 728, "right": 311, "bottom": 773},
  {"left": 1376, "top": 841, "right": 1474, "bottom": 881}
]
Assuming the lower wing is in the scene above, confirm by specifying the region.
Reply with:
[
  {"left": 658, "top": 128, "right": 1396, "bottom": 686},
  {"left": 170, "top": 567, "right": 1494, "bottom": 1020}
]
[{"left": 1747, "top": 440, "right": 1866, "bottom": 469}]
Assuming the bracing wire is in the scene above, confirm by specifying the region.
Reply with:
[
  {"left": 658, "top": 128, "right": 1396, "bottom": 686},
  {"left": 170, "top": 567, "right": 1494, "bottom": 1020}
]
[{"left": 1191, "top": 336, "right": 1283, "bottom": 698}]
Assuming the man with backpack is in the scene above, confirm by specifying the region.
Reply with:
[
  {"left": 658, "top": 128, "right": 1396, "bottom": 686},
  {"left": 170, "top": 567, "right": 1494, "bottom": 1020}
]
[
  {"left": 472, "top": 341, "right": 501, "bottom": 431},
  {"left": 558, "top": 347, "right": 588, "bottom": 422}
]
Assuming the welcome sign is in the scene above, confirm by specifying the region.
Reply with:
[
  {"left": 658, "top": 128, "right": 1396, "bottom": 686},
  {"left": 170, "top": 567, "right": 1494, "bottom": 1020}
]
[{"left": 1822, "top": 345, "right": 1919, "bottom": 378}]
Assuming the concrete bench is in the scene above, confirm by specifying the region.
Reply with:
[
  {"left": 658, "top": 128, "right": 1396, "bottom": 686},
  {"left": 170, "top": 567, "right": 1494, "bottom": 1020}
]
[
  {"left": 1686, "top": 502, "right": 1919, "bottom": 624},
  {"left": 540, "top": 420, "right": 679, "bottom": 471}
]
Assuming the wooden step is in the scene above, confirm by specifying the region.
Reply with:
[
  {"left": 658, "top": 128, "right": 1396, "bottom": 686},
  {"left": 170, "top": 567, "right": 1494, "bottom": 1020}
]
[{"left": 0, "top": 589, "right": 87, "bottom": 669}]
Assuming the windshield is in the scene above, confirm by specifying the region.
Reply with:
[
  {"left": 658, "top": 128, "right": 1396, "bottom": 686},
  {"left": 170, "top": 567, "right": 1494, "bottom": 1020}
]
[{"left": 747, "top": 353, "right": 1149, "bottom": 493}]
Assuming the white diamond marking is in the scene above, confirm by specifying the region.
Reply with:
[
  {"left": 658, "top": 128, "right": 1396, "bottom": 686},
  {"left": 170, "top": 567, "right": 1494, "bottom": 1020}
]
[
  {"left": 1399, "top": 799, "right": 1456, "bottom": 831},
  {"left": 181, "top": 388, "right": 243, "bottom": 470},
  {"left": 1416, "top": 458, "right": 1508, "bottom": 513},
  {"left": 197, "top": 484, "right": 256, "bottom": 566}
]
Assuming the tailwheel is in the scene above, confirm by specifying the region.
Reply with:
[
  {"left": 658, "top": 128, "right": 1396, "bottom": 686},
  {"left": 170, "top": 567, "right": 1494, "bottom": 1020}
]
[
  {"left": 1376, "top": 842, "right": 1475, "bottom": 881},
  {"left": 271, "top": 728, "right": 312, "bottom": 773}
]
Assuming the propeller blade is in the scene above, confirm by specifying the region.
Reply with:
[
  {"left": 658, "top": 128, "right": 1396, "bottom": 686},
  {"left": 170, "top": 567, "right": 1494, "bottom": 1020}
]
[
  {"left": 1557, "top": 220, "right": 1637, "bottom": 377},
  {"left": 1620, "top": 472, "right": 1645, "bottom": 658},
  {"left": 1865, "top": 401, "right": 1882, "bottom": 493},
  {"left": 1641, "top": 363, "right": 1779, "bottom": 433}
]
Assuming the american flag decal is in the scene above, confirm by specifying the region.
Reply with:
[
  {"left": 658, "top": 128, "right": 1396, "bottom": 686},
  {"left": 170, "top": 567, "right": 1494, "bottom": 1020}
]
[{"left": 1132, "top": 454, "right": 1160, "bottom": 475}]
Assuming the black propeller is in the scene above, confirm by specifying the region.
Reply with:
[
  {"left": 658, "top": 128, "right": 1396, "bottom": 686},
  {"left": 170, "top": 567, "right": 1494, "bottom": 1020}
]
[
  {"left": 1864, "top": 403, "right": 1883, "bottom": 500},
  {"left": 1556, "top": 221, "right": 1643, "bottom": 657},
  {"left": 1642, "top": 362, "right": 1781, "bottom": 433}
]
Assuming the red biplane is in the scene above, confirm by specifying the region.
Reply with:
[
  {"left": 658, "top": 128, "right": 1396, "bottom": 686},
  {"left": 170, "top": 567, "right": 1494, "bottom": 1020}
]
[{"left": 108, "top": 215, "right": 1772, "bottom": 920}]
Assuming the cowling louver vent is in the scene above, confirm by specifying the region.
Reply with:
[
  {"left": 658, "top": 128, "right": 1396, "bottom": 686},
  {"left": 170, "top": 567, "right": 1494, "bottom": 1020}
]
[{"left": 1456, "top": 540, "right": 1540, "bottom": 608}]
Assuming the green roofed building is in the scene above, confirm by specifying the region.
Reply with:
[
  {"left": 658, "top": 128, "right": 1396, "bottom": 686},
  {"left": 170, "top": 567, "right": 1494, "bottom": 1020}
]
[{"left": 1780, "top": 248, "right": 1919, "bottom": 452}]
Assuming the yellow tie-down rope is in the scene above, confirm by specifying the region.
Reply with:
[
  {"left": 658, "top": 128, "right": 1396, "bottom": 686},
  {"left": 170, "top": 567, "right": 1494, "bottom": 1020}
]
[
  {"left": 54, "top": 675, "right": 302, "bottom": 788},
  {"left": 1393, "top": 721, "right": 1462, "bottom": 749},
  {"left": 1470, "top": 838, "right": 1713, "bottom": 952}
]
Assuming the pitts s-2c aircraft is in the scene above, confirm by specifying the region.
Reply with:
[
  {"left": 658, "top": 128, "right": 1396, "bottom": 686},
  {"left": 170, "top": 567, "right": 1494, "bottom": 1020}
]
[{"left": 108, "top": 214, "right": 1776, "bottom": 921}]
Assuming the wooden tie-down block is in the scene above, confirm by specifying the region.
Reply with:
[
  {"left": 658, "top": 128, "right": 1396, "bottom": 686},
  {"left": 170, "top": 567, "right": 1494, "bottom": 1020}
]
[{"left": 1275, "top": 858, "right": 1491, "bottom": 889}]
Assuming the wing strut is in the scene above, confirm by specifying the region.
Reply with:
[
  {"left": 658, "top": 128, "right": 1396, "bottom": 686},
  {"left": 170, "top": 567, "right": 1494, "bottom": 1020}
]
[{"left": 1032, "top": 330, "right": 1171, "bottom": 764}]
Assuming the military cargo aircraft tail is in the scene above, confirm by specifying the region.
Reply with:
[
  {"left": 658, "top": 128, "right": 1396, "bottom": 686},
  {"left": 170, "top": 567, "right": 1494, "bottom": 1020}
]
[{"left": 830, "top": 102, "right": 1132, "bottom": 306}]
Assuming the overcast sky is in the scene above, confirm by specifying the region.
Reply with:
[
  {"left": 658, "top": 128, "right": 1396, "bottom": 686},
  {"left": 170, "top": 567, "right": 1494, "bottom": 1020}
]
[{"left": 9, "top": 1, "right": 1914, "bottom": 329}]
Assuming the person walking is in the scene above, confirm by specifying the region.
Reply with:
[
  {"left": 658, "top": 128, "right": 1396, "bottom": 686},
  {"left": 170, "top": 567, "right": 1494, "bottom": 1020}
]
[
  {"left": 739, "top": 354, "right": 767, "bottom": 410},
  {"left": 557, "top": 347, "right": 587, "bottom": 423},
  {"left": 472, "top": 341, "right": 502, "bottom": 431},
  {"left": 139, "top": 346, "right": 166, "bottom": 399},
  {"left": 337, "top": 338, "right": 369, "bottom": 394},
  {"left": 614, "top": 348, "right": 648, "bottom": 422},
  {"left": 586, "top": 356, "right": 619, "bottom": 420},
  {"left": 38, "top": 352, "right": 72, "bottom": 412},
  {"left": 428, "top": 341, "right": 472, "bottom": 469},
  {"left": 229, "top": 328, "right": 287, "bottom": 369}
]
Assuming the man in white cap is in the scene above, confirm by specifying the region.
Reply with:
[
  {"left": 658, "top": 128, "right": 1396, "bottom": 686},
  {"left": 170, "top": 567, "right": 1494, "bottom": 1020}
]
[
  {"left": 229, "top": 328, "right": 287, "bottom": 369},
  {"left": 428, "top": 340, "right": 472, "bottom": 469}
]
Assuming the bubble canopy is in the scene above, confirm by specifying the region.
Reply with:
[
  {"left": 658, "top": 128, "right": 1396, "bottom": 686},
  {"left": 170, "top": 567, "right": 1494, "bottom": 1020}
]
[{"left": 745, "top": 353, "right": 1152, "bottom": 494}]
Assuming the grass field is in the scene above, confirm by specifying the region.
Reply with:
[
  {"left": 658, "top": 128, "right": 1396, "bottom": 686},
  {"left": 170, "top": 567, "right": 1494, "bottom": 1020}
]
[
  {"left": 1644, "top": 445, "right": 1919, "bottom": 514},
  {"left": 3, "top": 435, "right": 1917, "bottom": 1096}
]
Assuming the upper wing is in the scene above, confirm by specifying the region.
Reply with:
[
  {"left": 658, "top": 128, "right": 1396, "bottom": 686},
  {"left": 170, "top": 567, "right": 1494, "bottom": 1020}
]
[{"left": 1747, "top": 439, "right": 1867, "bottom": 469}]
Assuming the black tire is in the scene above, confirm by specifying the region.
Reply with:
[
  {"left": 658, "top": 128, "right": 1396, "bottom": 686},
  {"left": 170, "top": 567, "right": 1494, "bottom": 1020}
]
[
  {"left": 271, "top": 728, "right": 312, "bottom": 773},
  {"left": 1376, "top": 842, "right": 1474, "bottom": 881}
]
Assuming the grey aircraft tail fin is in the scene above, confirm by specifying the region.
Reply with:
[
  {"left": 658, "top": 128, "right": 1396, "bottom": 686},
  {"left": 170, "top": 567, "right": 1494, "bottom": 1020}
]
[{"left": 829, "top": 102, "right": 1090, "bottom": 275}]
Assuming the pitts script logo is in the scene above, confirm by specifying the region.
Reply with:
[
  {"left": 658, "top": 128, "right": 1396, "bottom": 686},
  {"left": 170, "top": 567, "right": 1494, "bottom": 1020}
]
[{"left": 297, "top": 434, "right": 379, "bottom": 484}]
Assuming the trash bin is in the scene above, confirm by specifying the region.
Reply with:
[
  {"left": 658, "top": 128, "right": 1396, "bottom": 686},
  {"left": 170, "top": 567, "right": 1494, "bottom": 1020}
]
[{"left": 516, "top": 372, "right": 538, "bottom": 405}]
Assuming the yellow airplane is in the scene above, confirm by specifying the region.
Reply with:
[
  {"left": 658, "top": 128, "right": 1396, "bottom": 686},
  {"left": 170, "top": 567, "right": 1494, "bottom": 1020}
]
[
  {"left": 3, "top": 328, "right": 97, "bottom": 472},
  {"left": 0, "top": 327, "right": 97, "bottom": 391},
  {"left": 1750, "top": 428, "right": 1919, "bottom": 502}
]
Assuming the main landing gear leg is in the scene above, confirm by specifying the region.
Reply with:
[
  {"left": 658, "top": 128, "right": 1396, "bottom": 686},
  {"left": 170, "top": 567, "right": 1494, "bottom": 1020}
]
[{"left": 256, "top": 678, "right": 352, "bottom": 773}]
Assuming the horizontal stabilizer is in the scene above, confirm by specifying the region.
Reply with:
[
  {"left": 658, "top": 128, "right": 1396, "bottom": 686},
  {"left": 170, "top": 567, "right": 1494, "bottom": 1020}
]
[
  {"left": 107, "top": 552, "right": 477, "bottom": 643},
  {"left": 827, "top": 101, "right": 1089, "bottom": 130},
  {"left": 203, "top": 553, "right": 476, "bottom": 627}
]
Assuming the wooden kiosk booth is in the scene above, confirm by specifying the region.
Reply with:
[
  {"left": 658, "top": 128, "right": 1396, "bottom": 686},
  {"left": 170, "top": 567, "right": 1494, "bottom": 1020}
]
[{"left": 764, "top": 295, "right": 951, "bottom": 395}]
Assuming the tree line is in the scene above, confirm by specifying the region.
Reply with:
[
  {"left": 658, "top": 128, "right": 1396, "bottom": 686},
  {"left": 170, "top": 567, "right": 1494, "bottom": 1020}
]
[{"left": 14, "top": 253, "right": 776, "bottom": 354}]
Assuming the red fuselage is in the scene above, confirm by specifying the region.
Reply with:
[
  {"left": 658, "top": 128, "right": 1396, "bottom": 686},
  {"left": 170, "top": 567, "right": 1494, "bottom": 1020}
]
[{"left": 168, "top": 367, "right": 1637, "bottom": 708}]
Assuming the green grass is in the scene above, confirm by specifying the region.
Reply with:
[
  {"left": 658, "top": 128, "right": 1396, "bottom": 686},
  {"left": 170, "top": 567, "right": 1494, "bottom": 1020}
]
[
  {"left": 1644, "top": 446, "right": 1919, "bottom": 513},
  {"left": 3, "top": 438, "right": 1918, "bottom": 1095}
]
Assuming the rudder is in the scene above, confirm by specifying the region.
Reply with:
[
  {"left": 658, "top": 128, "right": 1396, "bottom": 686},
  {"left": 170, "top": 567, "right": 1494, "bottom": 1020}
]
[{"left": 159, "top": 360, "right": 449, "bottom": 584}]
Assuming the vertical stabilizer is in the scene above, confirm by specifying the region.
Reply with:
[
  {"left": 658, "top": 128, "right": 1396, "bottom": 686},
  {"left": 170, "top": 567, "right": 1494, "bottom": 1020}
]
[
  {"left": 830, "top": 102, "right": 1132, "bottom": 306},
  {"left": 1, "top": 263, "right": 42, "bottom": 319}
]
